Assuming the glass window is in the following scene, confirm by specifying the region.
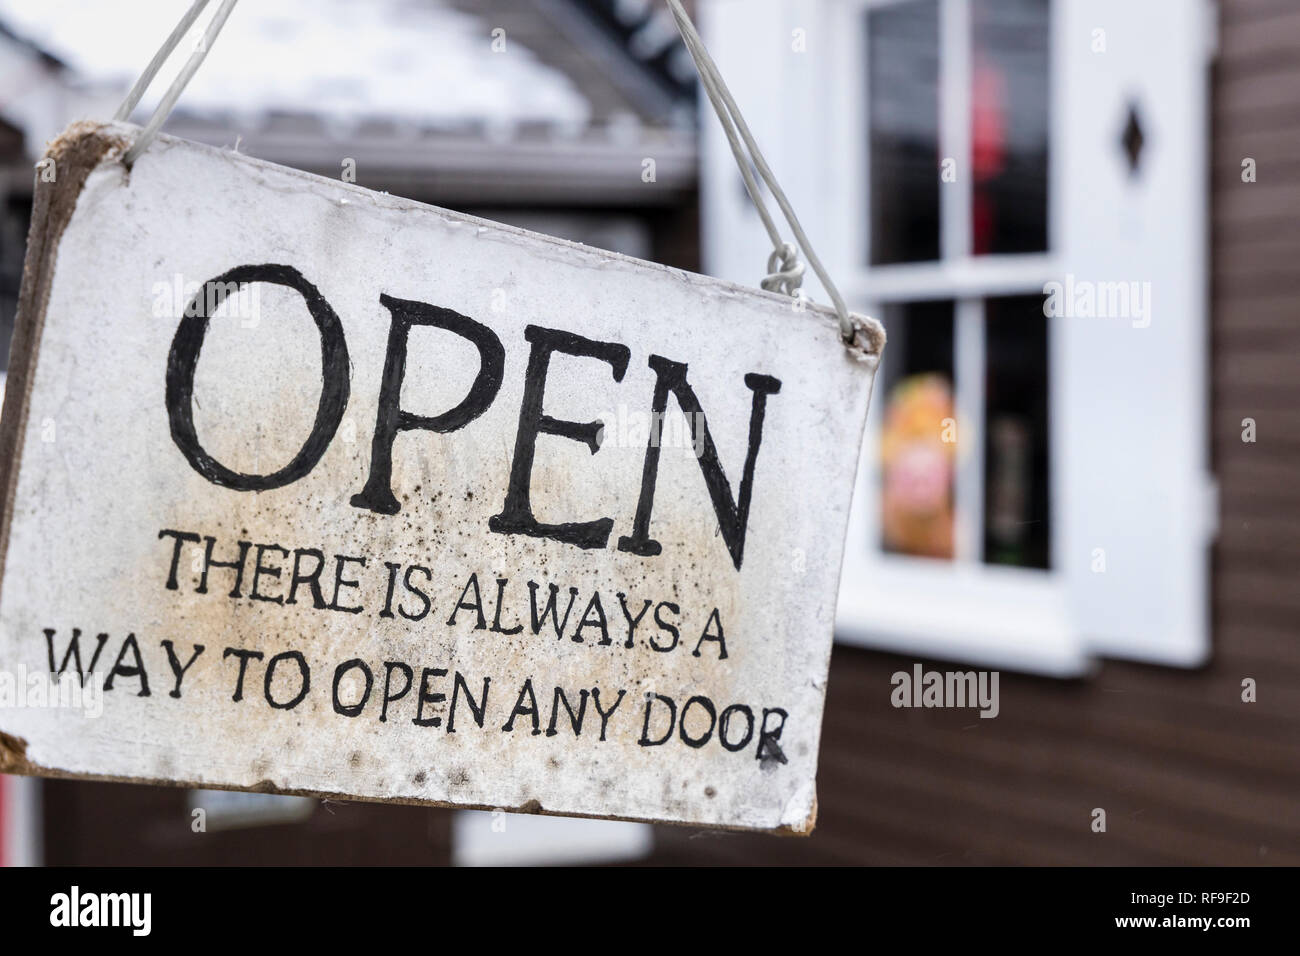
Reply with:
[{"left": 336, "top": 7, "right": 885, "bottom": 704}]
[
  {"left": 878, "top": 300, "right": 955, "bottom": 559},
  {"left": 865, "top": 1, "right": 1053, "bottom": 571},
  {"left": 867, "top": 0, "right": 941, "bottom": 265},
  {"left": 971, "top": 0, "right": 1050, "bottom": 255},
  {"left": 838, "top": 0, "right": 1211, "bottom": 672},
  {"left": 983, "top": 294, "right": 1050, "bottom": 568},
  {"left": 875, "top": 295, "right": 1050, "bottom": 571}
]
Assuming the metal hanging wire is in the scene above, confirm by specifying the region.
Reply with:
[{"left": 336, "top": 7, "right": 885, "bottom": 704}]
[
  {"left": 663, "top": 0, "right": 856, "bottom": 342},
  {"left": 116, "top": 0, "right": 239, "bottom": 167},
  {"left": 114, "top": 0, "right": 860, "bottom": 344}
]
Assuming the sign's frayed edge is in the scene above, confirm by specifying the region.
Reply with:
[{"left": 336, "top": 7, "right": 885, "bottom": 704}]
[{"left": 0, "top": 728, "right": 817, "bottom": 835}]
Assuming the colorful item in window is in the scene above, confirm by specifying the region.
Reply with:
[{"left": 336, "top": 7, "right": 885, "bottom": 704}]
[{"left": 880, "top": 373, "right": 956, "bottom": 559}]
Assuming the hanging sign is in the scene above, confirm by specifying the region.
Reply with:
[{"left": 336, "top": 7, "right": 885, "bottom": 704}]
[{"left": 0, "top": 122, "right": 883, "bottom": 833}]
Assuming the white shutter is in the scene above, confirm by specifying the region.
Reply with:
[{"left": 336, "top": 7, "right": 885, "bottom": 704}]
[{"left": 1056, "top": 0, "right": 1214, "bottom": 665}]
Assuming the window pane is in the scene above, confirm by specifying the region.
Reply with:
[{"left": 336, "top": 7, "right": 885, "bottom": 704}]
[
  {"left": 983, "top": 295, "right": 1050, "bottom": 569},
  {"left": 879, "top": 300, "right": 955, "bottom": 560},
  {"left": 868, "top": 0, "right": 940, "bottom": 265},
  {"left": 971, "top": 0, "right": 1050, "bottom": 255}
]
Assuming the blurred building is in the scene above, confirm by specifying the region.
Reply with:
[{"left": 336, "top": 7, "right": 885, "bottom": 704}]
[
  {"left": 650, "top": 0, "right": 1299, "bottom": 865},
  {"left": 2, "top": 0, "right": 1298, "bottom": 866},
  {"left": 0, "top": 0, "right": 699, "bottom": 377}
]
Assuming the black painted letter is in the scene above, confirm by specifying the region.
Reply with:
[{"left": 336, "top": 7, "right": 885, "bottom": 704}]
[
  {"left": 352, "top": 294, "right": 505, "bottom": 513},
  {"left": 489, "top": 325, "right": 630, "bottom": 549},
  {"left": 166, "top": 264, "right": 350, "bottom": 491},
  {"left": 618, "top": 357, "right": 781, "bottom": 569}
]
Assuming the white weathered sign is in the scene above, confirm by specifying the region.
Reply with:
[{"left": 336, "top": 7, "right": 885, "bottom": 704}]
[{"left": 0, "top": 122, "right": 882, "bottom": 833}]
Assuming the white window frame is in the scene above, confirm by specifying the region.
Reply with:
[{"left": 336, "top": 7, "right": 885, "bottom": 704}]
[
  {"left": 451, "top": 810, "right": 652, "bottom": 867},
  {"left": 697, "top": 0, "right": 1212, "bottom": 674},
  {"left": 0, "top": 775, "right": 41, "bottom": 867},
  {"left": 826, "top": 0, "right": 1085, "bottom": 675}
]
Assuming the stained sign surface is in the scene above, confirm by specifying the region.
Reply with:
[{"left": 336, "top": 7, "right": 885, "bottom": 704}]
[{"left": 0, "top": 122, "right": 882, "bottom": 832}]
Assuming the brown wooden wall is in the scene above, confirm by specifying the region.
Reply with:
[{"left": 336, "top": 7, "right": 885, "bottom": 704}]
[
  {"left": 40, "top": 778, "right": 449, "bottom": 866},
  {"left": 644, "top": 0, "right": 1300, "bottom": 866}
]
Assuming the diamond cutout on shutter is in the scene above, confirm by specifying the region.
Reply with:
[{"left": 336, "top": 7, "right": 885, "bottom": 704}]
[{"left": 1121, "top": 101, "right": 1145, "bottom": 176}]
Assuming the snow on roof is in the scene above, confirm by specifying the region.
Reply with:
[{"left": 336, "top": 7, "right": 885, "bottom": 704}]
[{"left": 0, "top": 0, "right": 592, "bottom": 129}]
